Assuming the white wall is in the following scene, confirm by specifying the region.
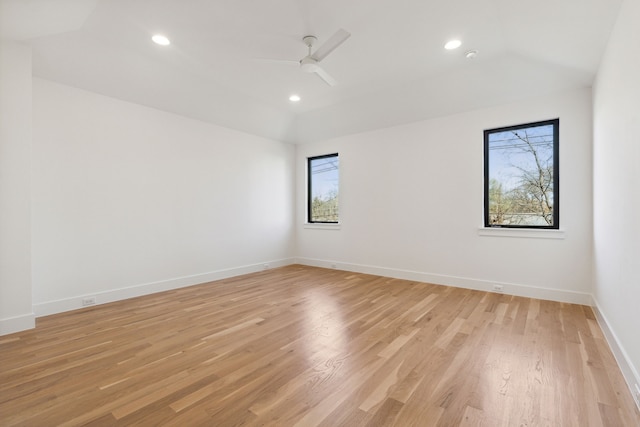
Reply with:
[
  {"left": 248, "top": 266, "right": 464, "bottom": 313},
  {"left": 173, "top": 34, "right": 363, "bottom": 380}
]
[
  {"left": 32, "top": 79, "right": 295, "bottom": 315},
  {"left": 297, "top": 88, "right": 593, "bottom": 304},
  {"left": 593, "top": 0, "right": 640, "bottom": 400},
  {"left": 0, "top": 41, "right": 34, "bottom": 334}
]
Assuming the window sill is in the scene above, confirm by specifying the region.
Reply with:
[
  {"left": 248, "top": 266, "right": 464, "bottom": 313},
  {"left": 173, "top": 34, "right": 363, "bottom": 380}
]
[
  {"left": 304, "top": 223, "right": 341, "bottom": 230},
  {"left": 477, "top": 227, "right": 565, "bottom": 239}
]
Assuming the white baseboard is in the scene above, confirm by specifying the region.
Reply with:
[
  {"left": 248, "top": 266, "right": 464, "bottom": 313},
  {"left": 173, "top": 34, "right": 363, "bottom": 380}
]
[
  {"left": 295, "top": 257, "right": 592, "bottom": 305},
  {"left": 31, "top": 257, "right": 593, "bottom": 317},
  {"left": 0, "top": 313, "right": 36, "bottom": 336},
  {"left": 33, "top": 258, "right": 296, "bottom": 317},
  {"left": 592, "top": 299, "right": 640, "bottom": 410}
]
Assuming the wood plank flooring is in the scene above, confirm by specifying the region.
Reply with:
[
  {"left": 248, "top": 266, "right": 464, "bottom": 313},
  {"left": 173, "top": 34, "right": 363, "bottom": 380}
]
[{"left": 1, "top": 265, "right": 639, "bottom": 426}]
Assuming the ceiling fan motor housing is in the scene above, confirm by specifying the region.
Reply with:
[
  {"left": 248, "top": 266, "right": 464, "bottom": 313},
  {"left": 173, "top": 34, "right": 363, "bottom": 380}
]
[{"left": 300, "top": 56, "right": 320, "bottom": 73}]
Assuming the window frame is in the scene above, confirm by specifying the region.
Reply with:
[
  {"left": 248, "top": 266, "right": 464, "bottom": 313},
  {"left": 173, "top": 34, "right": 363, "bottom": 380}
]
[
  {"left": 307, "top": 153, "right": 339, "bottom": 224},
  {"left": 483, "top": 118, "right": 559, "bottom": 230}
]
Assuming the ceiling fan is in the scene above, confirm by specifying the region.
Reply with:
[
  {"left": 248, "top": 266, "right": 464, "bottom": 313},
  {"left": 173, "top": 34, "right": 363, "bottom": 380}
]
[{"left": 284, "top": 29, "right": 351, "bottom": 86}]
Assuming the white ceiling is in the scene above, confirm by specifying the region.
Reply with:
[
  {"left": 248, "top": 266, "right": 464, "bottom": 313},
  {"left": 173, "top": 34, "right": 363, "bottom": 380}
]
[{"left": 0, "top": 0, "right": 622, "bottom": 143}]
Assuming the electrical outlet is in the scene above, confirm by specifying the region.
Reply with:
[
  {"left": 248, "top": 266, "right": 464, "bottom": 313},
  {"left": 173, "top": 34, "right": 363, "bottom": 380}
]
[
  {"left": 492, "top": 284, "right": 504, "bottom": 293},
  {"left": 262, "top": 263, "right": 269, "bottom": 270},
  {"left": 82, "top": 297, "right": 96, "bottom": 307}
]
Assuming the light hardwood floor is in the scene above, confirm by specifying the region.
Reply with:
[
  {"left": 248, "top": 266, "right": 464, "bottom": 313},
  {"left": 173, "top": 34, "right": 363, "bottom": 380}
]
[{"left": 1, "top": 265, "right": 639, "bottom": 426}]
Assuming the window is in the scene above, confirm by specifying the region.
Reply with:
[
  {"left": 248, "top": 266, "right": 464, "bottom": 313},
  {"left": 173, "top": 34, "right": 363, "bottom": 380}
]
[
  {"left": 484, "top": 119, "right": 559, "bottom": 229},
  {"left": 308, "top": 153, "right": 339, "bottom": 223}
]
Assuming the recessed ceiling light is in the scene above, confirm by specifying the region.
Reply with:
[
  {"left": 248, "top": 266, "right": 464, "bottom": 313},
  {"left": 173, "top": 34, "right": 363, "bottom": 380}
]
[
  {"left": 465, "top": 50, "right": 478, "bottom": 59},
  {"left": 289, "top": 94, "right": 301, "bottom": 102},
  {"left": 444, "top": 39, "right": 462, "bottom": 50},
  {"left": 152, "top": 34, "right": 170, "bottom": 46}
]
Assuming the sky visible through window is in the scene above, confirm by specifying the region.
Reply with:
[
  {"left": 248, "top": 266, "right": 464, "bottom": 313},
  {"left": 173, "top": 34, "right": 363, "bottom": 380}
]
[
  {"left": 486, "top": 121, "right": 556, "bottom": 227},
  {"left": 488, "top": 124, "right": 554, "bottom": 192},
  {"left": 310, "top": 156, "right": 339, "bottom": 200}
]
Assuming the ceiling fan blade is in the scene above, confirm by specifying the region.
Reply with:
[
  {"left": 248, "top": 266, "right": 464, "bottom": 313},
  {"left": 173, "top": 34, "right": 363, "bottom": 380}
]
[
  {"left": 314, "top": 66, "right": 337, "bottom": 86},
  {"left": 311, "top": 28, "right": 351, "bottom": 62}
]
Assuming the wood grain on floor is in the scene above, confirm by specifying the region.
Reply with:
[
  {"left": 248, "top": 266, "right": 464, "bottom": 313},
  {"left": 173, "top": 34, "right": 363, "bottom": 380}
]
[{"left": 1, "top": 265, "right": 638, "bottom": 426}]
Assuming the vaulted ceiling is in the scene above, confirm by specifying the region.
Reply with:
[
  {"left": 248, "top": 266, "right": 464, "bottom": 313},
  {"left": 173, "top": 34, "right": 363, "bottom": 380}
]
[{"left": 0, "top": 0, "right": 622, "bottom": 143}]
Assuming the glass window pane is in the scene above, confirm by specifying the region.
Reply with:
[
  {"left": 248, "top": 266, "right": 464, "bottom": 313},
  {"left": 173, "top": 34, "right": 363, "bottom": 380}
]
[
  {"left": 485, "top": 120, "right": 558, "bottom": 228},
  {"left": 308, "top": 154, "right": 339, "bottom": 223}
]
